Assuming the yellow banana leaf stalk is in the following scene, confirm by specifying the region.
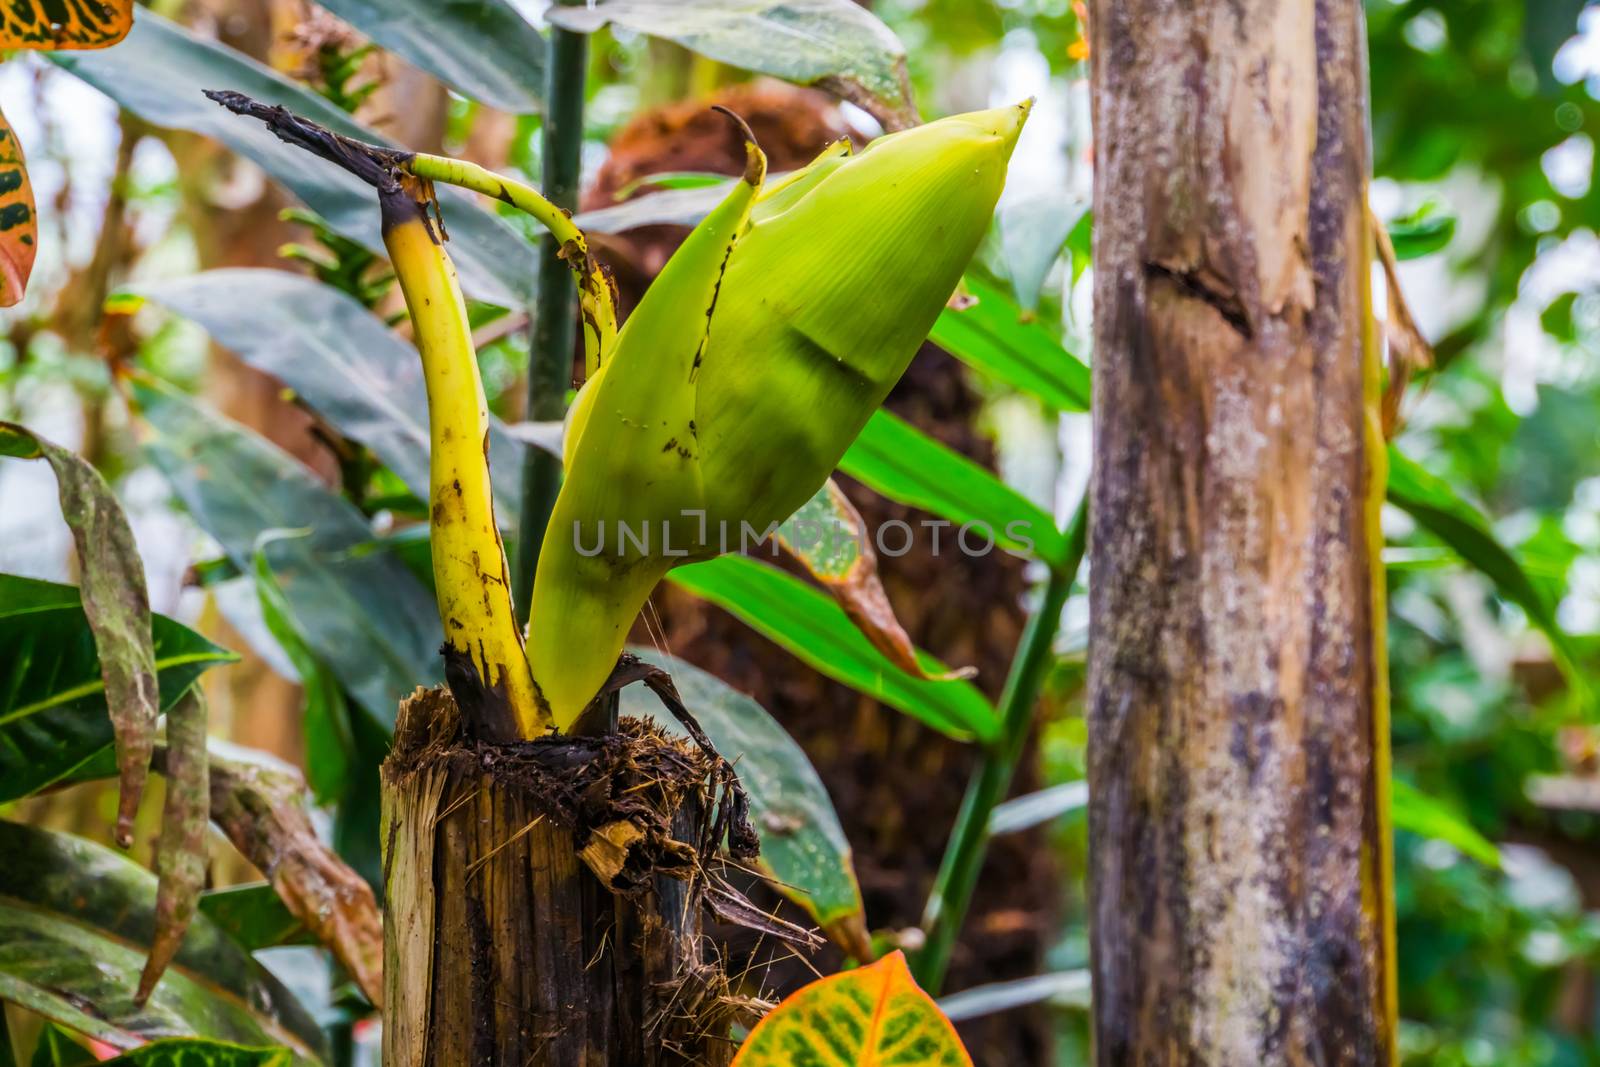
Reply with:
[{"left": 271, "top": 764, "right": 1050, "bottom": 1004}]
[{"left": 529, "top": 102, "right": 1031, "bottom": 729}]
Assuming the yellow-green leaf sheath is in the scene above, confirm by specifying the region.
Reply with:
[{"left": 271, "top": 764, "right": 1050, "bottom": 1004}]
[
  {"left": 382, "top": 190, "right": 547, "bottom": 737},
  {"left": 529, "top": 122, "right": 767, "bottom": 730}
]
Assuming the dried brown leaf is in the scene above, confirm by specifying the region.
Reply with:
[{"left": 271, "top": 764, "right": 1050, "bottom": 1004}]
[{"left": 137, "top": 685, "right": 210, "bottom": 1004}]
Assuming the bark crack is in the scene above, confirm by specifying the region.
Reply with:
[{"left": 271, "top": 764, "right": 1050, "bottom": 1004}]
[{"left": 1144, "top": 260, "right": 1254, "bottom": 338}]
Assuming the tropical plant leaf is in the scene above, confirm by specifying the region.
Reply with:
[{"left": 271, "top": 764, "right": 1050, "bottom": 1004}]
[
  {"left": 98, "top": 1039, "right": 291, "bottom": 1066},
  {"left": 51, "top": 11, "right": 536, "bottom": 307},
  {"left": 0, "top": 109, "right": 37, "bottom": 308},
  {"left": 997, "top": 196, "right": 1086, "bottom": 312},
  {"left": 313, "top": 0, "right": 545, "bottom": 113},
  {"left": 251, "top": 534, "right": 354, "bottom": 805},
  {"left": 987, "top": 781, "right": 1089, "bottom": 836},
  {"left": 840, "top": 410, "right": 1069, "bottom": 569},
  {"left": 0, "top": 821, "right": 326, "bottom": 1064},
  {"left": 0, "top": 422, "right": 159, "bottom": 843},
  {"left": 196, "top": 743, "right": 383, "bottom": 1007},
  {"left": 549, "top": 0, "right": 917, "bottom": 130},
  {"left": 0, "top": 0, "right": 130, "bottom": 49},
  {"left": 777, "top": 480, "right": 971, "bottom": 683},
  {"left": 929, "top": 275, "right": 1090, "bottom": 412},
  {"left": 129, "top": 269, "right": 526, "bottom": 530},
  {"left": 130, "top": 373, "right": 441, "bottom": 725},
  {"left": 731, "top": 950, "right": 971, "bottom": 1066},
  {"left": 937, "top": 970, "right": 1090, "bottom": 1023},
  {"left": 1386, "top": 205, "right": 1455, "bottom": 261},
  {"left": 620, "top": 650, "right": 869, "bottom": 960},
  {"left": 1391, "top": 778, "right": 1500, "bottom": 868},
  {"left": 197, "top": 884, "right": 312, "bottom": 952},
  {"left": 0, "top": 575, "right": 234, "bottom": 806},
  {"left": 1386, "top": 446, "right": 1587, "bottom": 703},
  {"left": 575, "top": 182, "right": 731, "bottom": 233},
  {"left": 670, "top": 555, "right": 997, "bottom": 743},
  {"left": 27, "top": 1023, "right": 93, "bottom": 1067},
  {"left": 138, "top": 687, "right": 210, "bottom": 1005}
]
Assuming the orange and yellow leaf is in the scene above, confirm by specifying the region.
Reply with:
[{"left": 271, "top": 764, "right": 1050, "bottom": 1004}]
[
  {"left": 0, "top": 105, "right": 36, "bottom": 307},
  {"left": 0, "top": 0, "right": 132, "bottom": 49},
  {"left": 733, "top": 951, "right": 972, "bottom": 1067}
]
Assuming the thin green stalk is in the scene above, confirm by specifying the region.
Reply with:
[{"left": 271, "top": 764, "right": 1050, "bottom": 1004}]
[
  {"left": 912, "top": 493, "right": 1088, "bottom": 992},
  {"left": 514, "top": 16, "right": 588, "bottom": 625}
]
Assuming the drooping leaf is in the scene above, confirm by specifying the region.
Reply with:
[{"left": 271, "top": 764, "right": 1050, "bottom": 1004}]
[
  {"left": 0, "top": 108, "right": 37, "bottom": 308},
  {"left": 313, "top": 0, "right": 545, "bottom": 113},
  {"left": 0, "top": 422, "right": 159, "bottom": 843},
  {"left": 575, "top": 182, "right": 731, "bottom": 233},
  {"left": 732, "top": 950, "right": 971, "bottom": 1067},
  {"left": 0, "top": 821, "right": 327, "bottom": 1064},
  {"left": 928, "top": 274, "right": 1090, "bottom": 413},
  {"left": 777, "top": 480, "right": 971, "bottom": 684},
  {"left": 197, "top": 884, "right": 311, "bottom": 952},
  {"left": 549, "top": 0, "right": 917, "bottom": 131},
  {"left": 0, "top": 0, "right": 130, "bottom": 49},
  {"left": 130, "top": 373, "right": 441, "bottom": 725},
  {"left": 1391, "top": 778, "right": 1500, "bottom": 869},
  {"left": 138, "top": 688, "right": 210, "bottom": 1005},
  {"left": 0, "top": 575, "right": 234, "bottom": 806},
  {"left": 937, "top": 970, "right": 1091, "bottom": 1023},
  {"left": 1385, "top": 207, "right": 1456, "bottom": 261},
  {"left": 620, "top": 650, "right": 869, "bottom": 960},
  {"left": 251, "top": 534, "right": 354, "bottom": 805},
  {"left": 987, "top": 781, "right": 1088, "bottom": 836},
  {"left": 198, "top": 743, "right": 383, "bottom": 1008},
  {"left": 1386, "top": 446, "right": 1587, "bottom": 703},
  {"left": 997, "top": 196, "right": 1086, "bottom": 312},
  {"left": 52, "top": 11, "right": 536, "bottom": 307},
  {"left": 27, "top": 1024, "right": 93, "bottom": 1067},
  {"left": 840, "top": 410, "right": 1069, "bottom": 569},
  {"left": 98, "top": 1039, "right": 291, "bottom": 1066},
  {"left": 669, "top": 555, "right": 997, "bottom": 743},
  {"left": 130, "top": 269, "right": 526, "bottom": 529}
]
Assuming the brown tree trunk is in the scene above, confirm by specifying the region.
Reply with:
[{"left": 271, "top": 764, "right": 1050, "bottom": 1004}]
[
  {"left": 1085, "top": 0, "right": 1396, "bottom": 1062},
  {"left": 380, "top": 689, "right": 737, "bottom": 1067}
]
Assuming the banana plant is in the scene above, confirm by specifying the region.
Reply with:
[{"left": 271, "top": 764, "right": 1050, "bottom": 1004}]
[{"left": 211, "top": 90, "right": 1028, "bottom": 738}]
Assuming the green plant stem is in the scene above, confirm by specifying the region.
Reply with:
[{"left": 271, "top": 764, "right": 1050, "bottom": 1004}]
[
  {"left": 912, "top": 493, "right": 1088, "bottom": 993},
  {"left": 514, "top": 16, "right": 588, "bottom": 625}
]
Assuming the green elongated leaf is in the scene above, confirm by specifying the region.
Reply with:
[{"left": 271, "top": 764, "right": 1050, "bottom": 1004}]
[
  {"left": 139, "top": 688, "right": 211, "bottom": 1004},
  {"left": 669, "top": 554, "right": 997, "bottom": 743},
  {"left": 0, "top": 822, "right": 326, "bottom": 1064},
  {"left": 99, "top": 1039, "right": 290, "bottom": 1066},
  {"left": 130, "top": 374, "right": 441, "bottom": 725},
  {"left": 130, "top": 269, "right": 526, "bottom": 528},
  {"left": 28, "top": 1024, "right": 92, "bottom": 1067},
  {"left": 1386, "top": 208, "right": 1455, "bottom": 261},
  {"left": 1391, "top": 778, "right": 1500, "bottom": 868},
  {"left": 997, "top": 196, "right": 1086, "bottom": 312},
  {"left": 51, "top": 12, "right": 535, "bottom": 307},
  {"left": 620, "top": 649, "right": 869, "bottom": 959},
  {"left": 313, "top": 0, "right": 544, "bottom": 113},
  {"left": 987, "top": 781, "right": 1088, "bottom": 836},
  {"left": 575, "top": 182, "right": 732, "bottom": 233},
  {"left": 1386, "top": 446, "right": 1587, "bottom": 702},
  {"left": 840, "top": 410, "right": 1068, "bottom": 569},
  {"left": 937, "top": 970, "right": 1091, "bottom": 1022},
  {"left": 0, "top": 575, "right": 235, "bottom": 804},
  {"left": 930, "top": 275, "right": 1090, "bottom": 412},
  {"left": 251, "top": 538, "right": 353, "bottom": 805},
  {"left": 614, "top": 171, "right": 732, "bottom": 198},
  {"left": 550, "top": 1, "right": 915, "bottom": 130},
  {"left": 0, "top": 421, "right": 158, "bottom": 843},
  {"left": 197, "top": 885, "right": 311, "bottom": 952}
]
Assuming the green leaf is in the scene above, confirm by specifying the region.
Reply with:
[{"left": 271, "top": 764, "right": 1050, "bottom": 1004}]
[
  {"left": 549, "top": 0, "right": 916, "bottom": 130},
  {"left": 987, "top": 781, "right": 1088, "bottom": 836},
  {"left": 130, "top": 373, "right": 441, "bottom": 726},
  {"left": 575, "top": 182, "right": 731, "bottom": 234},
  {"left": 1391, "top": 778, "right": 1500, "bottom": 868},
  {"left": 313, "top": 0, "right": 545, "bottom": 113},
  {"left": 98, "top": 1039, "right": 291, "bottom": 1066},
  {"left": 613, "top": 170, "right": 732, "bottom": 198},
  {"left": 669, "top": 554, "right": 997, "bottom": 743},
  {"left": 0, "top": 575, "right": 235, "bottom": 804},
  {"left": 0, "top": 420, "right": 159, "bottom": 842},
  {"left": 930, "top": 274, "right": 1091, "bottom": 412},
  {"left": 840, "top": 409, "right": 1069, "bottom": 569},
  {"left": 196, "top": 884, "right": 312, "bottom": 952},
  {"left": 1386, "top": 206, "right": 1456, "bottom": 261},
  {"left": 131, "top": 269, "right": 526, "bottom": 531},
  {"left": 997, "top": 196, "right": 1086, "bottom": 312},
  {"left": 251, "top": 538, "right": 353, "bottom": 805},
  {"left": 620, "top": 650, "right": 869, "bottom": 958},
  {"left": 0, "top": 822, "right": 326, "bottom": 1064},
  {"left": 28, "top": 1024, "right": 92, "bottom": 1067},
  {"left": 51, "top": 11, "right": 535, "bottom": 307},
  {"left": 937, "top": 970, "right": 1091, "bottom": 1022},
  {"left": 1386, "top": 446, "right": 1587, "bottom": 702}
]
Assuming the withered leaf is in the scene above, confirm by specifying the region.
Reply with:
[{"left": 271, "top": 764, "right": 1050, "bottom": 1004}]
[{"left": 138, "top": 685, "right": 210, "bottom": 1004}]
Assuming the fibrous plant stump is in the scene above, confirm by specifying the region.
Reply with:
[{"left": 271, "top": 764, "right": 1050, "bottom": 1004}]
[{"left": 380, "top": 687, "right": 743, "bottom": 1066}]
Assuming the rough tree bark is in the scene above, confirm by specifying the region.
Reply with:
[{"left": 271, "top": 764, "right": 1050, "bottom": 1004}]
[{"left": 1086, "top": 0, "right": 1396, "bottom": 1062}]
